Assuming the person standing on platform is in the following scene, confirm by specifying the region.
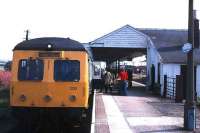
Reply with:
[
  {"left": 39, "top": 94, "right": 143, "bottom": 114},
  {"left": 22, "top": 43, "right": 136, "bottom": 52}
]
[
  {"left": 118, "top": 67, "right": 128, "bottom": 96},
  {"left": 128, "top": 69, "right": 133, "bottom": 88},
  {"left": 104, "top": 69, "right": 113, "bottom": 93},
  {"left": 100, "top": 69, "right": 105, "bottom": 93}
]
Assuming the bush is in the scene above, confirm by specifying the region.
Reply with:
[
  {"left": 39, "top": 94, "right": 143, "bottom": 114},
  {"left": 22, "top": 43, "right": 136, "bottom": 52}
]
[
  {"left": 4, "top": 61, "right": 12, "bottom": 71},
  {"left": 197, "top": 97, "right": 200, "bottom": 106},
  {"left": 0, "top": 89, "right": 9, "bottom": 107},
  {"left": 0, "top": 70, "right": 11, "bottom": 88}
]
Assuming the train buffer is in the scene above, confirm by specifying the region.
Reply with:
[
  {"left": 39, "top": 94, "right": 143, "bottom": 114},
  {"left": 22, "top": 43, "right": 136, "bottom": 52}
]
[{"left": 91, "top": 82, "right": 200, "bottom": 133}]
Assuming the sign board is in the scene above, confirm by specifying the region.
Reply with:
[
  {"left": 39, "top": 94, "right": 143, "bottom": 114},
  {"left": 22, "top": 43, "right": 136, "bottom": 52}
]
[
  {"left": 182, "top": 43, "right": 192, "bottom": 53},
  {"left": 39, "top": 52, "right": 60, "bottom": 58}
]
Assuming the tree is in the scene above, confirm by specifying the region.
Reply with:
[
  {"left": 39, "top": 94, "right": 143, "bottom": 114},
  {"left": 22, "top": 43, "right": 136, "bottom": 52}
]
[{"left": 4, "top": 61, "right": 12, "bottom": 71}]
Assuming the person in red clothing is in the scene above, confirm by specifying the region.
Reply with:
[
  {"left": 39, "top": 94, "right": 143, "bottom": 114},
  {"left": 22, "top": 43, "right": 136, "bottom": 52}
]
[
  {"left": 118, "top": 68, "right": 128, "bottom": 80},
  {"left": 118, "top": 67, "right": 128, "bottom": 96}
]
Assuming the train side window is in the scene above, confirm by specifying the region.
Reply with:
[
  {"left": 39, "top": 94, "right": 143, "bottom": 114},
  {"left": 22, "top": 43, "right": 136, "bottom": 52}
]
[
  {"left": 54, "top": 60, "right": 80, "bottom": 82},
  {"left": 18, "top": 59, "right": 44, "bottom": 81}
]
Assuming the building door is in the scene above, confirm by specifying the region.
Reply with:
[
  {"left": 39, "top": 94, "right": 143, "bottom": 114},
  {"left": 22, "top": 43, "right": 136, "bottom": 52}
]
[
  {"left": 181, "top": 65, "right": 187, "bottom": 99},
  {"left": 151, "top": 64, "right": 155, "bottom": 88},
  {"left": 157, "top": 63, "right": 160, "bottom": 84},
  {"left": 181, "top": 65, "right": 197, "bottom": 100}
]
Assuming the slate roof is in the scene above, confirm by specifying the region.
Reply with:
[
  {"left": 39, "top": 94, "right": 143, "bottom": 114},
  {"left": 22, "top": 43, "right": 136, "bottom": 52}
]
[
  {"left": 139, "top": 29, "right": 187, "bottom": 49},
  {"left": 158, "top": 49, "right": 200, "bottom": 64},
  {"left": 14, "top": 37, "right": 86, "bottom": 51},
  {"left": 139, "top": 28, "right": 200, "bottom": 64}
]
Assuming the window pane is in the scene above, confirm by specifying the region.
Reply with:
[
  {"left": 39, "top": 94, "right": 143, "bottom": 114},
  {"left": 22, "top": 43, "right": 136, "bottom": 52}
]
[
  {"left": 18, "top": 59, "right": 44, "bottom": 80},
  {"left": 54, "top": 60, "right": 80, "bottom": 81}
]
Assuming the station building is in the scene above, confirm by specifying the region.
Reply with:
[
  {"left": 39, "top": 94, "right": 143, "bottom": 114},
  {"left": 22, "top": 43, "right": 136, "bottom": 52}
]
[{"left": 86, "top": 24, "right": 200, "bottom": 100}]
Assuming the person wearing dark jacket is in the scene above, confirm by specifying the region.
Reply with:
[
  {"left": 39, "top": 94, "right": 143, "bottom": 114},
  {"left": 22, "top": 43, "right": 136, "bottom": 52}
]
[{"left": 128, "top": 69, "right": 132, "bottom": 88}]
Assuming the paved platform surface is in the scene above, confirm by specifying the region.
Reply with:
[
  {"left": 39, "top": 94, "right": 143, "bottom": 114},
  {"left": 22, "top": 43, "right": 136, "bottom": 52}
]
[{"left": 94, "top": 82, "right": 200, "bottom": 133}]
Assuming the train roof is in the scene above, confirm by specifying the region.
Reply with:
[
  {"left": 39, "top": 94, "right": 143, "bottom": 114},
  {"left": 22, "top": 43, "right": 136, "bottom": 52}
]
[{"left": 14, "top": 37, "right": 86, "bottom": 51}]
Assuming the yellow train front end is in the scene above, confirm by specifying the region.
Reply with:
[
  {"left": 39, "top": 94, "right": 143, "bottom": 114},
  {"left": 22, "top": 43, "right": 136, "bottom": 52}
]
[
  {"left": 10, "top": 38, "right": 93, "bottom": 126},
  {"left": 11, "top": 50, "right": 89, "bottom": 108}
]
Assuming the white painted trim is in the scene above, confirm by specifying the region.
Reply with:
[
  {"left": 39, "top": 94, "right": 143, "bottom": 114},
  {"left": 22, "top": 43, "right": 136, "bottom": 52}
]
[
  {"left": 90, "top": 24, "right": 148, "bottom": 44},
  {"left": 90, "top": 91, "right": 96, "bottom": 133},
  {"left": 102, "top": 95, "right": 132, "bottom": 133},
  {"left": 132, "top": 81, "right": 146, "bottom": 87}
]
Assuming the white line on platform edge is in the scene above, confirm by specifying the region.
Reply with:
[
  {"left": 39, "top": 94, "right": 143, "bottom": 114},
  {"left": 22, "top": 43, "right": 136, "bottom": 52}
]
[
  {"left": 90, "top": 91, "right": 96, "bottom": 133},
  {"left": 127, "top": 116, "right": 183, "bottom": 126},
  {"left": 102, "top": 95, "right": 132, "bottom": 133},
  {"left": 132, "top": 81, "right": 146, "bottom": 87}
]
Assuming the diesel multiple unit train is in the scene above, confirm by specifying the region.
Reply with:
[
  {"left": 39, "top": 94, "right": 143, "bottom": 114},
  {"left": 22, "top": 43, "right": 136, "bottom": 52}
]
[{"left": 10, "top": 37, "right": 94, "bottom": 130}]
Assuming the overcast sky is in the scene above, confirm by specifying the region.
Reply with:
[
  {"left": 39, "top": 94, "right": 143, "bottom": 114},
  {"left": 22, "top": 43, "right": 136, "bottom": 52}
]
[{"left": 0, "top": 0, "right": 199, "bottom": 60}]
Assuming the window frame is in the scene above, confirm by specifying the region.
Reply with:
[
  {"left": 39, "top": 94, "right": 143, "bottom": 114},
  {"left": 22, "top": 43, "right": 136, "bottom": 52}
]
[
  {"left": 18, "top": 59, "right": 44, "bottom": 81},
  {"left": 54, "top": 60, "right": 80, "bottom": 82}
]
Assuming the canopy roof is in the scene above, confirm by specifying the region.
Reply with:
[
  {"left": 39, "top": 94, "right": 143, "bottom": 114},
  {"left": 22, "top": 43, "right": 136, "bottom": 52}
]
[
  {"left": 89, "top": 25, "right": 148, "bottom": 61},
  {"left": 91, "top": 47, "right": 146, "bottom": 61}
]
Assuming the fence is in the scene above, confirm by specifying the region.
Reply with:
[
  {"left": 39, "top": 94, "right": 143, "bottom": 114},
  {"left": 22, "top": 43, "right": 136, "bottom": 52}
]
[
  {"left": 163, "top": 75, "right": 183, "bottom": 102},
  {"left": 164, "top": 76, "right": 176, "bottom": 99}
]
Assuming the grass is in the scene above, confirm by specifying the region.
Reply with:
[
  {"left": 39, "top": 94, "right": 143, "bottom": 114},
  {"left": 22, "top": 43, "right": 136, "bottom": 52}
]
[{"left": 197, "top": 97, "right": 200, "bottom": 106}]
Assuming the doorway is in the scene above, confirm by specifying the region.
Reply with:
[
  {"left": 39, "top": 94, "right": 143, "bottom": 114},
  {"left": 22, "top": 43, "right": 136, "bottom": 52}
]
[{"left": 180, "top": 65, "right": 197, "bottom": 100}]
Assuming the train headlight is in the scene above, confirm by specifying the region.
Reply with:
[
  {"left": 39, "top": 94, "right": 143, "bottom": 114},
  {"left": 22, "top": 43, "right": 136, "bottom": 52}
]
[
  {"left": 43, "top": 95, "right": 52, "bottom": 102},
  {"left": 68, "top": 95, "right": 76, "bottom": 102},
  {"left": 19, "top": 94, "right": 26, "bottom": 102},
  {"left": 48, "top": 44, "right": 52, "bottom": 49}
]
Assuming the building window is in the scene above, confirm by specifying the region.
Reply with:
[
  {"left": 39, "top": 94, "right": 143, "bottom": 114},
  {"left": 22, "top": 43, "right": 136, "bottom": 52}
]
[
  {"left": 18, "top": 59, "right": 44, "bottom": 80},
  {"left": 54, "top": 60, "right": 80, "bottom": 82}
]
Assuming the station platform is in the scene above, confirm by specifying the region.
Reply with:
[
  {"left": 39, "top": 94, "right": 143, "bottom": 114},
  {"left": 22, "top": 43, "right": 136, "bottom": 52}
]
[{"left": 92, "top": 81, "right": 200, "bottom": 133}]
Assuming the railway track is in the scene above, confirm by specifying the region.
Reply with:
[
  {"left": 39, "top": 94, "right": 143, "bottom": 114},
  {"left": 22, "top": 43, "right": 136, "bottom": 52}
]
[
  {"left": 8, "top": 107, "right": 92, "bottom": 133},
  {"left": 8, "top": 92, "right": 94, "bottom": 133},
  {"left": 10, "top": 119, "right": 90, "bottom": 133}
]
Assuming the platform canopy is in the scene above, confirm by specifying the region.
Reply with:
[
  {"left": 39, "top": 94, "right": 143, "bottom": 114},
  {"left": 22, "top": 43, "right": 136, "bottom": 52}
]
[{"left": 88, "top": 25, "right": 149, "bottom": 61}]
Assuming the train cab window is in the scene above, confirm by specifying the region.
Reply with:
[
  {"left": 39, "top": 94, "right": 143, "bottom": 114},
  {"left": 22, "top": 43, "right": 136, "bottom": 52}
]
[
  {"left": 18, "top": 59, "right": 44, "bottom": 80},
  {"left": 54, "top": 60, "right": 80, "bottom": 82}
]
